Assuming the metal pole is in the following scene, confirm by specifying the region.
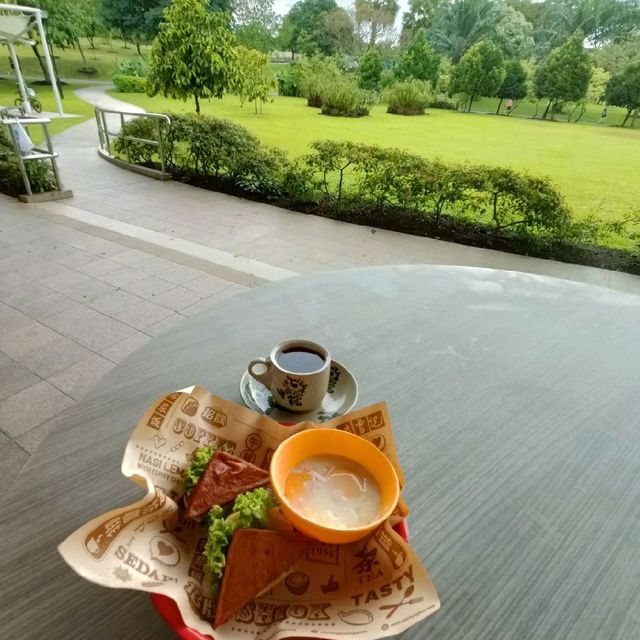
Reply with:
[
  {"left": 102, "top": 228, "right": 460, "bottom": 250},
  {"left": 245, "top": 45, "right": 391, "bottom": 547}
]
[
  {"left": 7, "top": 40, "right": 31, "bottom": 115},
  {"left": 6, "top": 122, "right": 32, "bottom": 196},
  {"left": 35, "top": 12, "right": 64, "bottom": 116},
  {"left": 121, "top": 113, "right": 131, "bottom": 163},
  {"left": 42, "top": 122, "right": 62, "bottom": 190},
  {"left": 157, "top": 118, "right": 166, "bottom": 174},
  {"left": 102, "top": 110, "right": 111, "bottom": 155}
]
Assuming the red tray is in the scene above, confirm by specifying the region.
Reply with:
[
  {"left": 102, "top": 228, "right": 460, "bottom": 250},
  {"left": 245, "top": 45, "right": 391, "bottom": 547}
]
[{"left": 152, "top": 519, "right": 410, "bottom": 639}]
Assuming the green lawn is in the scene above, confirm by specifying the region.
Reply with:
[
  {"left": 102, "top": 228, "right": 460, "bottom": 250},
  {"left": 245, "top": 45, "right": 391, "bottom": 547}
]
[
  {"left": 114, "top": 91, "right": 640, "bottom": 223},
  {"left": 0, "top": 79, "right": 94, "bottom": 140},
  {"left": 0, "top": 39, "right": 151, "bottom": 83}
]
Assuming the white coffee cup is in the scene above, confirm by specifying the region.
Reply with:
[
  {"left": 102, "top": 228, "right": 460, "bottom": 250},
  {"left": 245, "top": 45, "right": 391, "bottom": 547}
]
[{"left": 248, "top": 340, "right": 331, "bottom": 412}]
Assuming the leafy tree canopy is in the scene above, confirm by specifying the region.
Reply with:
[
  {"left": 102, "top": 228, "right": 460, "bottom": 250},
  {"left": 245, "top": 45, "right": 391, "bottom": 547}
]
[
  {"left": 278, "top": 0, "right": 338, "bottom": 57},
  {"left": 450, "top": 39, "right": 506, "bottom": 110},
  {"left": 355, "top": 0, "right": 400, "bottom": 47},
  {"left": 101, "top": 0, "right": 170, "bottom": 48},
  {"left": 496, "top": 59, "right": 528, "bottom": 112},
  {"left": 489, "top": 4, "right": 535, "bottom": 59},
  {"left": 395, "top": 29, "right": 441, "bottom": 87},
  {"left": 358, "top": 48, "right": 384, "bottom": 90},
  {"left": 147, "top": 0, "right": 237, "bottom": 113},
  {"left": 605, "top": 62, "right": 640, "bottom": 125},
  {"left": 534, "top": 32, "right": 592, "bottom": 117}
]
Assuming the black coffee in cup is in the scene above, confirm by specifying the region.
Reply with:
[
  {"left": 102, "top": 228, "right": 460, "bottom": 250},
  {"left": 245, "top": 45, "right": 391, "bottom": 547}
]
[{"left": 276, "top": 347, "right": 325, "bottom": 374}]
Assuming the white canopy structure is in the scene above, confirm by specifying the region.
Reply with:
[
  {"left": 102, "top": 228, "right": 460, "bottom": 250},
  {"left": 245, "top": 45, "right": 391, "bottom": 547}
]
[{"left": 0, "top": 3, "right": 63, "bottom": 115}]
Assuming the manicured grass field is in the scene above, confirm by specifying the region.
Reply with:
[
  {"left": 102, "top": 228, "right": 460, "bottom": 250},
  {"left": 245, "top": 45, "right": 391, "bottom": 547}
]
[
  {"left": 0, "top": 79, "right": 94, "bottom": 140},
  {"left": 115, "top": 91, "right": 640, "bottom": 223},
  {"left": 0, "top": 39, "right": 151, "bottom": 83}
]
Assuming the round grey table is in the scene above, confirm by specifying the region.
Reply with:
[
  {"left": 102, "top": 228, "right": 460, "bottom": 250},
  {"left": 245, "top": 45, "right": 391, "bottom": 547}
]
[{"left": 2, "top": 266, "right": 640, "bottom": 639}]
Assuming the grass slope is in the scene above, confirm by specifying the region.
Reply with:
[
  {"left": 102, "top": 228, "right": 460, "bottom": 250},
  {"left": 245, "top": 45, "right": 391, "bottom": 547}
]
[{"left": 115, "top": 92, "right": 640, "bottom": 223}]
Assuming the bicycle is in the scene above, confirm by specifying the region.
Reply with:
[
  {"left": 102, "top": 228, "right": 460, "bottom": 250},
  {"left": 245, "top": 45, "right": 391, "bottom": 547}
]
[{"left": 14, "top": 86, "right": 42, "bottom": 114}]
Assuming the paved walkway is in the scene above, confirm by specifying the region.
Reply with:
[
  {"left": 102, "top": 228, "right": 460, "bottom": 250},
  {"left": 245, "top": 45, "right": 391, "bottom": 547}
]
[{"left": 2, "top": 85, "right": 639, "bottom": 487}]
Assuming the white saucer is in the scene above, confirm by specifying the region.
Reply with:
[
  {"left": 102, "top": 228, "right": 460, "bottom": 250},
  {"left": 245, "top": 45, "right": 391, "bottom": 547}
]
[{"left": 239, "top": 360, "right": 358, "bottom": 424}]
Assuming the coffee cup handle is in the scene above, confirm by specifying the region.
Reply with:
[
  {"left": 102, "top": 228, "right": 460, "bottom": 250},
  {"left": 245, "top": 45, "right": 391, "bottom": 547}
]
[{"left": 248, "top": 357, "right": 272, "bottom": 387}]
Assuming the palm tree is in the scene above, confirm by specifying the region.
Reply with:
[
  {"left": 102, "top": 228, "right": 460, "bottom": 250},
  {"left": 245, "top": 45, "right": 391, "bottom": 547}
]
[{"left": 355, "top": 0, "right": 400, "bottom": 47}]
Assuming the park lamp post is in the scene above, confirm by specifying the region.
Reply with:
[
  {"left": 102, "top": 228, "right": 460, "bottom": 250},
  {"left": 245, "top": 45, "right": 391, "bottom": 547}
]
[{"left": 0, "top": 3, "right": 64, "bottom": 116}]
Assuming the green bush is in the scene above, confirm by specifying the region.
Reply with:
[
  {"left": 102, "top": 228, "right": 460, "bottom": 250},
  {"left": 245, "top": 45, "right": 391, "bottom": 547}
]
[
  {"left": 113, "top": 75, "right": 147, "bottom": 93},
  {"left": 0, "top": 124, "right": 56, "bottom": 196},
  {"left": 300, "top": 57, "right": 343, "bottom": 107},
  {"left": 383, "top": 79, "right": 433, "bottom": 115},
  {"left": 112, "top": 117, "right": 167, "bottom": 165},
  {"left": 276, "top": 61, "right": 305, "bottom": 97},
  {"left": 302, "top": 140, "right": 570, "bottom": 234},
  {"left": 116, "top": 56, "right": 148, "bottom": 77},
  {"left": 320, "top": 77, "right": 377, "bottom": 117},
  {"left": 428, "top": 98, "right": 458, "bottom": 110}
]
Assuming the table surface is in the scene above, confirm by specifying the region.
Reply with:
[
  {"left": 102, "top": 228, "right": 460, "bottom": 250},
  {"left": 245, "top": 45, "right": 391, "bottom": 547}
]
[{"left": 2, "top": 265, "right": 640, "bottom": 640}]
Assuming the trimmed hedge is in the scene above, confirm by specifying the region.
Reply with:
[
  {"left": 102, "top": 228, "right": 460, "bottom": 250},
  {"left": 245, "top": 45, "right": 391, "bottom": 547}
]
[
  {"left": 113, "top": 75, "right": 147, "bottom": 93},
  {"left": 384, "top": 80, "right": 432, "bottom": 116},
  {"left": 111, "top": 113, "right": 639, "bottom": 273}
]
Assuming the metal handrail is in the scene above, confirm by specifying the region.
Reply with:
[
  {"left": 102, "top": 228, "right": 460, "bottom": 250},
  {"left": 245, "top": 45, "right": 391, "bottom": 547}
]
[{"left": 94, "top": 107, "right": 171, "bottom": 174}]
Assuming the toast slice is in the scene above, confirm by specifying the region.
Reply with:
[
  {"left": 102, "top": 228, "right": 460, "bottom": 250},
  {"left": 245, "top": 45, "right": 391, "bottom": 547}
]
[
  {"left": 185, "top": 452, "right": 270, "bottom": 519},
  {"left": 214, "top": 529, "right": 311, "bottom": 628}
]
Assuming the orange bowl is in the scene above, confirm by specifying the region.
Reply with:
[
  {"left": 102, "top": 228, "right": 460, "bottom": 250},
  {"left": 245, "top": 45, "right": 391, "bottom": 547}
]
[{"left": 270, "top": 428, "right": 400, "bottom": 543}]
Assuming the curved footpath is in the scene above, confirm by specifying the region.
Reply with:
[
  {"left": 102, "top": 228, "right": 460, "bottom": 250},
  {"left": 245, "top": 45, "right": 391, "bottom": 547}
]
[{"left": 1, "top": 83, "right": 639, "bottom": 490}]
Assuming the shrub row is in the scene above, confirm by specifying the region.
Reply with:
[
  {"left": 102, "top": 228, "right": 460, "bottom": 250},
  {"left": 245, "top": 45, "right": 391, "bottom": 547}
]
[
  {"left": 0, "top": 125, "right": 56, "bottom": 196},
  {"left": 111, "top": 114, "right": 638, "bottom": 273},
  {"left": 112, "top": 74, "right": 147, "bottom": 93}
]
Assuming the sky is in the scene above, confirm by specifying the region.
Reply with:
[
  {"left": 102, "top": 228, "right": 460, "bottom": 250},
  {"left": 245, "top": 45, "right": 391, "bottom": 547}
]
[{"left": 273, "top": 1, "right": 411, "bottom": 24}]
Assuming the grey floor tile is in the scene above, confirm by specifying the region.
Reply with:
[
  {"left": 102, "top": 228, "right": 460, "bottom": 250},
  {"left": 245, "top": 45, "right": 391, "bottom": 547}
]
[
  {"left": 41, "top": 269, "right": 90, "bottom": 292},
  {"left": 97, "top": 266, "right": 149, "bottom": 287},
  {"left": 87, "top": 289, "right": 143, "bottom": 315},
  {"left": 14, "top": 290, "right": 83, "bottom": 321},
  {"left": 0, "top": 322, "right": 61, "bottom": 359},
  {"left": 47, "top": 354, "right": 115, "bottom": 401},
  {"left": 104, "top": 299, "right": 173, "bottom": 330},
  {"left": 0, "top": 431, "right": 29, "bottom": 490},
  {"left": 99, "top": 331, "right": 152, "bottom": 363},
  {"left": 0, "top": 271, "right": 31, "bottom": 294},
  {"left": 60, "top": 278, "right": 116, "bottom": 303},
  {"left": 150, "top": 286, "right": 205, "bottom": 312},
  {"left": 182, "top": 274, "right": 233, "bottom": 296},
  {"left": 143, "top": 313, "right": 187, "bottom": 337},
  {"left": 152, "top": 263, "right": 205, "bottom": 285},
  {"left": 16, "top": 416, "right": 58, "bottom": 454},
  {"left": 0, "top": 380, "right": 74, "bottom": 439},
  {"left": 18, "top": 260, "right": 71, "bottom": 281},
  {"left": 75, "top": 257, "right": 123, "bottom": 277},
  {"left": 15, "top": 337, "right": 93, "bottom": 378},
  {"left": 120, "top": 275, "right": 176, "bottom": 300},
  {"left": 0, "top": 302, "right": 32, "bottom": 333},
  {"left": 53, "top": 249, "right": 96, "bottom": 268},
  {"left": 0, "top": 281, "right": 53, "bottom": 307},
  {"left": 0, "top": 353, "right": 41, "bottom": 402},
  {"left": 41, "top": 305, "right": 137, "bottom": 351}
]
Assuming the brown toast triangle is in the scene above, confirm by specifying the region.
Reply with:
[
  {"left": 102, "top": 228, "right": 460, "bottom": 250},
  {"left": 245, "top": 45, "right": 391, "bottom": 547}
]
[
  {"left": 214, "top": 529, "right": 311, "bottom": 628},
  {"left": 185, "top": 451, "right": 270, "bottom": 519}
]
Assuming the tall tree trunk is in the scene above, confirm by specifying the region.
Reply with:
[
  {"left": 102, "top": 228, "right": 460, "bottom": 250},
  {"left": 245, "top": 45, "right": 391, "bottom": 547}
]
[
  {"left": 467, "top": 94, "right": 475, "bottom": 112},
  {"left": 77, "top": 39, "right": 87, "bottom": 64},
  {"left": 622, "top": 109, "right": 631, "bottom": 127},
  {"left": 368, "top": 22, "right": 378, "bottom": 48},
  {"left": 631, "top": 107, "right": 639, "bottom": 128},
  {"left": 496, "top": 98, "right": 503, "bottom": 115},
  {"left": 542, "top": 98, "right": 553, "bottom": 120},
  {"left": 48, "top": 43, "right": 64, "bottom": 99},
  {"left": 31, "top": 44, "right": 48, "bottom": 82},
  {"left": 194, "top": 94, "right": 200, "bottom": 113},
  {"left": 136, "top": 41, "right": 142, "bottom": 56}
]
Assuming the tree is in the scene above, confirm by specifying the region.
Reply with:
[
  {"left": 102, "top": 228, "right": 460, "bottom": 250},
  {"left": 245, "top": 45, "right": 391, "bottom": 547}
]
[
  {"left": 450, "top": 40, "right": 506, "bottom": 111},
  {"left": 496, "top": 60, "right": 528, "bottom": 113},
  {"left": 534, "top": 33, "right": 592, "bottom": 119},
  {"left": 401, "top": 0, "right": 444, "bottom": 42},
  {"left": 147, "top": 0, "right": 237, "bottom": 113},
  {"left": 395, "top": 29, "right": 440, "bottom": 87},
  {"left": 232, "top": 46, "right": 276, "bottom": 112},
  {"left": 605, "top": 63, "right": 640, "bottom": 127},
  {"left": 315, "top": 9, "right": 356, "bottom": 56},
  {"left": 232, "top": 0, "right": 279, "bottom": 53},
  {"left": 102, "top": 0, "right": 170, "bottom": 54},
  {"left": 358, "top": 49, "right": 383, "bottom": 90},
  {"left": 586, "top": 66, "right": 610, "bottom": 103},
  {"left": 355, "top": 0, "right": 400, "bottom": 47},
  {"left": 278, "top": 0, "right": 338, "bottom": 59},
  {"left": 595, "top": 36, "right": 640, "bottom": 75},
  {"left": 429, "top": 0, "right": 494, "bottom": 63},
  {"left": 489, "top": 5, "right": 535, "bottom": 59}
]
